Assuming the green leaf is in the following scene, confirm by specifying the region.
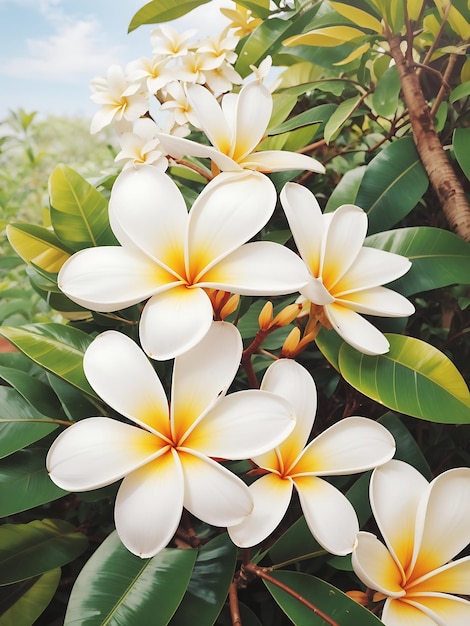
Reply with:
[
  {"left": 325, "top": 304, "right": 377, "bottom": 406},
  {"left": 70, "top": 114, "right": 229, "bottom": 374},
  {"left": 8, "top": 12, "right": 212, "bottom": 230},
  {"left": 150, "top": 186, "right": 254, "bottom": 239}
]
[
  {"left": 65, "top": 531, "right": 196, "bottom": 626},
  {"left": 0, "top": 519, "right": 87, "bottom": 585},
  {"left": 449, "top": 80, "right": 470, "bottom": 103},
  {"left": 325, "top": 166, "right": 366, "bottom": 212},
  {"left": 378, "top": 413, "right": 432, "bottom": 479},
  {"left": 314, "top": 327, "right": 344, "bottom": 372},
  {"left": 355, "top": 138, "right": 429, "bottom": 233},
  {"left": 128, "top": 0, "right": 211, "bottom": 32},
  {"left": 268, "top": 106, "right": 327, "bottom": 135},
  {"left": 170, "top": 534, "right": 237, "bottom": 626},
  {"left": 264, "top": 571, "right": 384, "bottom": 625},
  {"left": 371, "top": 65, "right": 401, "bottom": 117},
  {"left": 453, "top": 127, "right": 470, "bottom": 181},
  {"left": 233, "top": 0, "right": 270, "bottom": 18},
  {"left": 0, "top": 568, "right": 61, "bottom": 626},
  {"left": 365, "top": 226, "right": 470, "bottom": 295},
  {"left": 338, "top": 334, "right": 470, "bottom": 423},
  {"left": 218, "top": 601, "right": 262, "bottom": 626},
  {"left": 268, "top": 516, "right": 324, "bottom": 567},
  {"left": 0, "top": 365, "right": 65, "bottom": 418},
  {"left": 0, "top": 449, "right": 68, "bottom": 517},
  {"left": 324, "top": 96, "right": 361, "bottom": 144},
  {"left": 0, "top": 324, "right": 96, "bottom": 397},
  {"left": 6, "top": 223, "right": 71, "bottom": 273},
  {"left": 48, "top": 164, "right": 116, "bottom": 251},
  {"left": 0, "top": 387, "right": 59, "bottom": 459}
]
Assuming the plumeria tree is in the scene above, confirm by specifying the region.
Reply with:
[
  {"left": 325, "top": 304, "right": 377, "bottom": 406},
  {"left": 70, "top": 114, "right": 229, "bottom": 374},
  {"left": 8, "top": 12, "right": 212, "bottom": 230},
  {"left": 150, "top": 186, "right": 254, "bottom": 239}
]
[{"left": 1, "top": 1, "right": 470, "bottom": 625}]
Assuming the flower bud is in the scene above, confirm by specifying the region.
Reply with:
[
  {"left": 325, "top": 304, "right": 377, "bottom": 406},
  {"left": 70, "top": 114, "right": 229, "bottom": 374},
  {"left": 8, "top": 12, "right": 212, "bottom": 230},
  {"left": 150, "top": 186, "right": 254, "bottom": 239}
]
[{"left": 258, "top": 301, "right": 273, "bottom": 331}]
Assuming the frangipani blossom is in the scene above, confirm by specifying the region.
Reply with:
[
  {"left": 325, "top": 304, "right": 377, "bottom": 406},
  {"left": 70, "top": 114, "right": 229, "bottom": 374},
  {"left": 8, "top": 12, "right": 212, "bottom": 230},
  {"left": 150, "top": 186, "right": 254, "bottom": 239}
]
[
  {"left": 228, "top": 359, "right": 395, "bottom": 555},
  {"left": 280, "top": 183, "right": 415, "bottom": 355},
  {"left": 115, "top": 118, "right": 168, "bottom": 171},
  {"left": 47, "top": 324, "right": 296, "bottom": 558},
  {"left": 156, "top": 81, "right": 326, "bottom": 174},
  {"left": 89, "top": 64, "right": 148, "bottom": 134},
  {"left": 151, "top": 25, "right": 196, "bottom": 57},
  {"left": 58, "top": 166, "right": 309, "bottom": 360},
  {"left": 352, "top": 460, "right": 470, "bottom": 626}
]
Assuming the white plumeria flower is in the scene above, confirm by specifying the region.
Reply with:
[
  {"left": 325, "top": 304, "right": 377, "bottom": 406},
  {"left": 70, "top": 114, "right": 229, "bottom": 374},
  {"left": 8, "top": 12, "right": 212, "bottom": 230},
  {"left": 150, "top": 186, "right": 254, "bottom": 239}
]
[
  {"left": 89, "top": 65, "right": 149, "bottom": 134},
  {"left": 58, "top": 166, "right": 309, "bottom": 360},
  {"left": 220, "top": 5, "right": 262, "bottom": 38},
  {"left": 126, "top": 56, "right": 173, "bottom": 95},
  {"left": 155, "top": 81, "right": 326, "bottom": 174},
  {"left": 280, "top": 183, "right": 415, "bottom": 355},
  {"left": 228, "top": 359, "right": 396, "bottom": 555},
  {"left": 46, "top": 324, "right": 296, "bottom": 558},
  {"left": 197, "top": 33, "right": 240, "bottom": 66},
  {"left": 176, "top": 50, "right": 222, "bottom": 85},
  {"left": 352, "top": 460, "right": 470, "bottom": 626},
  {"left": 160, "top": 81, "right": 200, "bottom": 128},
  {"left": 204, "top": 62, "right": 243, "bottom": 94},
  {"left": 114, "top": 118, "right": 168, "bottom": 171},
  {"left": 151, "top": 25, "right": 196, "bottom": 57}
]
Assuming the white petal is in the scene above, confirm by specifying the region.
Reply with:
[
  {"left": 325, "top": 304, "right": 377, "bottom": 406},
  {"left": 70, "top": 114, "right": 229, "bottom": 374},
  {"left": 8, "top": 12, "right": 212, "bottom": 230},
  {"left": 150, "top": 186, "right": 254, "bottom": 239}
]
[
  {"left": 321, "top": 204, "right": 367, "bottom": 291},
  {"left": 83, "top": 331, "right": 170, "bottom": 436},
  {"left": 90, "top": 106, "right": 118, "bottom": 134},
  {"left": 171, "top": 321, "right": 242, "bottom": 441},
  {"left": 58, "top": 247, "right": 178, "bottom": 312},
  {"left": 139, "top": 285, "right": 213, "bottom": 360},
  {"left": 199, "top": 241, "right": 309, "bottom": 295},
  {"left": 46, "top": 418, "right": 165, "bottom": 491},
  {"left": 115, "top": 449, "right": 184, "bottom": 558},
  {"left": 410, "top": 467, "right": 470, "bottom": 579},
  {"left": 324, "top": 302, "right": 390, "bottom": 354},
  {"left": 370, "top": 460, "right": 429, "bottom": 577},
  {"left": 292, "top": 416, "right": 395, "bottom": 476},
  {"left": 334, "top": 247, "right": 412, "bottom": 295},
  {"left": 336, "top": 287, "right": 415, "bottom": 318},
  {"left": 300, "top": 277, "right": 335, "bottom": 305},
  {"left": 232, "top": 81, "right": 272, "bottom": 162},
  {"left": 155, "top": 133, "right": 241, "bottom": 171},
  {"left": 409, "top": 555, "right": 470, "bottom": 595},
  {"left": 179, "top": 450, "right": 253, "bottom": 526},
  {"left": 352, "top": 532, "right": 405, "bottom": 597},
  {"left": 184, "top": 389, "right": 295, "bottom": 459},
  {"left": 109, "top": 165, "right": 188, "bottom": 275},
  {"left": 280, "top": 182, "right": 324, "bottom": 278},
  {"left": 186, "top": 171, "right": 276, "bottom": 281},
  {"left": 241, "top": 150, "right": 325, "bottom": 174},
  {"left": 294, "top": 475, "right": 359, "bottom": 555},
  {"left": 384, "top": 594, "right": 470, "bottom": 626},
  {"left": 228, "top": 474, "right": 293, "bottom": 547},
  {"left": 186, "top": 83, "right": 232, "bottom": 153},
  {"left": 260, "top": 359, "right": 317, "bottom": 468}
]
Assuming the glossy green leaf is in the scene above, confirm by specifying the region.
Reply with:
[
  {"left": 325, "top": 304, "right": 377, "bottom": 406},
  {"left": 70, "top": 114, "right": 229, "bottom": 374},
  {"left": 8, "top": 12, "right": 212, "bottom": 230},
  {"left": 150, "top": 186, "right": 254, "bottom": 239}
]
[
  {"left": 268, "top": 516, "right": 324, "bottom": 567},
  {"left": 264, "top": 571, "right": 383, "bottom": 625},
  {"left": 0, "top": 519, "right": 87, "bottom": 585},
  {"left": 449, "top": 80, "right": 470, "bottom": 103},
  {"left": 355, "top": 137, "right": 429, "bottom": 233},
  {"left": 0, "top": 568, "right": 61, "bottom": 626},
  {"left": 6, "top": 223, "right": 71, "bottom": 273},
  {"left": 378, "top": 413, "right": 432, "bottom": 479},
  {"left": 0, "top": 387, "right": 58, "bottom": 459},
  {"left": 0, "top": 449, "right": 68, "bottom": 517},
  {"left": 365, "top": 226, "right": 470, "bottom": 295},
  {"left": 47, "top": 374, "right": 99, "bottom": 421},
  {"left": 65, "top": 531, "right": 196, "bottom": 626},
  {"left": 338, "top": 334, "right": 470, "bottom": 423},
  {"left": 170, "top": 534, "right": 237, "bottom": 626},
  {"left": 371, "top": 65, "right": 401, "bottom": 117},
  {"left": 268, "top": 107, "right": 326, "bottom": 135},
  {"left": 128, "top": 0, "right": 211, "bottom": 32},
  {"left": 453, "top": 127, "right": 470, "bottom": 181},
  {"left": 314, "top": 327, "right": 344, "bottom": 372},
  {"left": 0, "top": 324, "right": 96, "bottom": 397},
  {"left": 48, "top": 164, "right": 116, "bottom": 251},
  {"left": 324, "top": 96, "right": 361, "bottom": 144},
  {"left": 0, "top": 365, "right": 65, "bottom": 418},
  {"left": 231, "top": 0, "right": 270, "bottom": 18},
  {"left": 218, "top": 601, "right": 262, "bottom": 626},
  {"left": 325, "top": 166, "right": 366, "bottom": 211}
]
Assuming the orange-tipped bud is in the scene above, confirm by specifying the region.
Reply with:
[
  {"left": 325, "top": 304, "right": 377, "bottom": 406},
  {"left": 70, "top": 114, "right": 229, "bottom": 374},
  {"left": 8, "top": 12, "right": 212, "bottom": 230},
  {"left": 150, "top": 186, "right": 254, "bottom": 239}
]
[
  {"left": 272, "top": 303, "right": 303, "bottom": 328},
  {"left": 220, "top": 294, "right": 240, "bottom": 319},
  {"left": 258, "top": 301, "right": 273, "bottom": 330},
  {"left": 281, "top": 326, "right": 301, "bottom": 357},
  {"left": 345, "top": 590, "right": 369, "bottom": 606}
]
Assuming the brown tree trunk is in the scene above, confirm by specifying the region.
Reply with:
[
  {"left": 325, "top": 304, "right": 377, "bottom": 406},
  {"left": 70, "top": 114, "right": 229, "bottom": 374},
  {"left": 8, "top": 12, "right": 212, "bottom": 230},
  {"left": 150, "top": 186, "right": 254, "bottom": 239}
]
[{"left": 388, "top": 33, "right": 470, "bottom": 242}]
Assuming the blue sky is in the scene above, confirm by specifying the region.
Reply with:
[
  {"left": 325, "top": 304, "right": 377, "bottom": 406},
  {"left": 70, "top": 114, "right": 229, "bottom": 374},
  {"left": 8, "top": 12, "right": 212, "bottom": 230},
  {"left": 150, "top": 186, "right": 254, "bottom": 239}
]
[{"left": 0, "top": 0, "right": 231, "bottom": 119}]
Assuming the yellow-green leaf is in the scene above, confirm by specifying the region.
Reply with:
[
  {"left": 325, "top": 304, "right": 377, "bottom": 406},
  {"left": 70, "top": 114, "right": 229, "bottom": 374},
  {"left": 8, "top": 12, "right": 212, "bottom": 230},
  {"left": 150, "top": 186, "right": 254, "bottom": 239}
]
[
  {"left": 329, "top": 2, "right": 383, "bottom": 33},
  {"left": 339, "top": 334, "right": 470, "bottom": 424},
  {"left": 6, "top": 224, "right": 70, "bottom": 274},
  {"left": 0, "top": 568, "right": 61, "bottom": 626},
  {"left": 284, "top": 26, "right": 366, "bottom": 48},
  {"left": 434, "top": 0, "right": 470, "bottom": 40},
  {"left": 408, "top": 0, "right": 426, "bottom": 21},
  {"left": 334, "top": 41, "right": 371, "bottom": 66}
]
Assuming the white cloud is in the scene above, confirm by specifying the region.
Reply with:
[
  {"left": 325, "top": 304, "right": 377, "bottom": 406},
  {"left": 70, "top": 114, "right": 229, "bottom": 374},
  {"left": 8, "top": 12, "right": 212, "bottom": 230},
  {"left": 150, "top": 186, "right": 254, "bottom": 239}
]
[{"left": 2, "top": 19, "right": 125, "bottom": 81}]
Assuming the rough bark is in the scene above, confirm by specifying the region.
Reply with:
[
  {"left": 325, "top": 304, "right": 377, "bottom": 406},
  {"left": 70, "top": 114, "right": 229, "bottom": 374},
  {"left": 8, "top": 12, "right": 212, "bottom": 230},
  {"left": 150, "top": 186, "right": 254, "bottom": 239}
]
[{"left": 388, "top": 33, "right": 470, "bottom": 242}]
